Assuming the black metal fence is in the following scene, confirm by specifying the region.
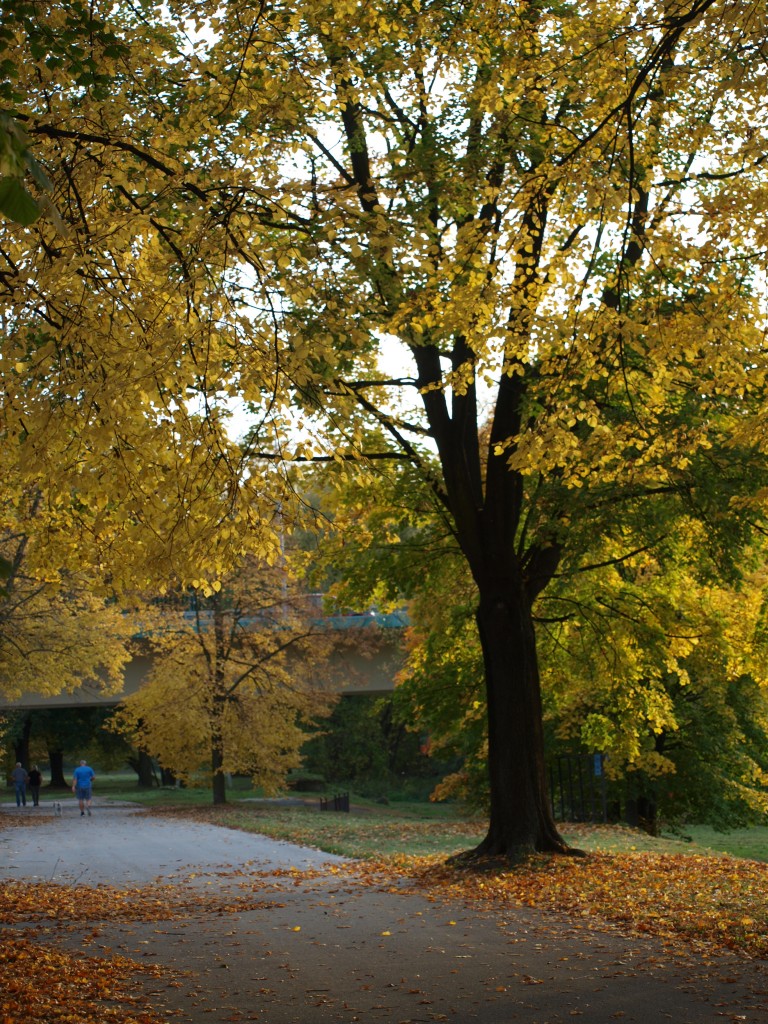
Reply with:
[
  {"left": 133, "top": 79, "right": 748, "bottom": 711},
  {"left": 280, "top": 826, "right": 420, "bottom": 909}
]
[{"left": 549, "top": 754, "right": 607, "bottom": 823}]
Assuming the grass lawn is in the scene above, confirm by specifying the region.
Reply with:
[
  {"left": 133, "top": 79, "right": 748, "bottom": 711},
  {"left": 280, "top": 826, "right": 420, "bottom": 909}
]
[
  {"left": 671, "top": 824, "right": 768, "bottom": 863},
  {"left": 92, "top": 777, "right": 768, "bottom": 863},
  {"left": 563, "top": 822, "right": 768, "bottom": 861}
]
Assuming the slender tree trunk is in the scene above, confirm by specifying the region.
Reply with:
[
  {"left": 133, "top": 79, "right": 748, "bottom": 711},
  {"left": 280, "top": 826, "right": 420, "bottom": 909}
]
[
  {"left": 471, "top": 580, "right": 570, "bottom": 859},
  {"left": 211, "top": 692, "right": 227, "bottom": 805},
  {"left": 211, "top": 740, "right": 227, "bottom": 805}
]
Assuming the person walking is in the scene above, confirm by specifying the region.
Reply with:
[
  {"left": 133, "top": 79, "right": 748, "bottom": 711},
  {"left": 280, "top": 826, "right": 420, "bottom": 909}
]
[
  {"left": 27, "top": 765, "right": 42, "bottom": 807},
  {"left": 11, "top": 762, "right": 28, "bottom": 807},
  {"left": 71, "top": 759, "right": 95, "bottom": 817}
]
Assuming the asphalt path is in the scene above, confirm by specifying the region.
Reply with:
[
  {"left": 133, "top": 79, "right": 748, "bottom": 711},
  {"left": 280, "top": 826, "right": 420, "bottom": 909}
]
[
  {"left": 1, "top": 798, "right": 767, "bottom": 1023},
  {"left": 0, "top": 797, "right": 342, "bottom": 883}
]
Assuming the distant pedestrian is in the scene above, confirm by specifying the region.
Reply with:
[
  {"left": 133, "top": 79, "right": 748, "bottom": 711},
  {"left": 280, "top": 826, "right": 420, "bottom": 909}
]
[
  {"left": 11, "top": 762, "right": 28, "bottom": 807},
  {"left": 71, "top": 760, "right": 95, "bottom": 817},
  {"left": 27, "top": 765, "right": 42, "bottom": 807}
]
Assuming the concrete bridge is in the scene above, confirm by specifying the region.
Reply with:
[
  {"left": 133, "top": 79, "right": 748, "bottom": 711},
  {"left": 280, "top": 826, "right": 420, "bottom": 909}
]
[{"left": 0, "top": 610, "right": 407, "bottom": 711}]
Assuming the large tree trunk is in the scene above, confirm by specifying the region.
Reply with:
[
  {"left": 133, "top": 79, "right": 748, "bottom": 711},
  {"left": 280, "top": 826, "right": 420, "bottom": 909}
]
[
  {"left": 414, "top": 313, "right": 570, "bottom": 858},
  {"left": 14, "top": 713, "right": 31, "bottom": 773},
  {"left": 47, "top": 748, "right": 69, "bottom": 788},
  {"left": 470, "top": 580, "right": 571, "bottom": 859},
  {"left": 129, "top": 749, "right": 155, "bottom": 788},
  {"left": 210, "top": 603, "right": 228, "bottom": 806}
]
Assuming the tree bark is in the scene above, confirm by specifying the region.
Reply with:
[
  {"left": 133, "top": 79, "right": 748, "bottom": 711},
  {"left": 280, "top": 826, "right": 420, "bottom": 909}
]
[
  {"left": 471, "top": 582, "right": 569, "bottom": 858},
  {"left": 47, "top": 748, "right": 69, "bottom": 788},
  {"left": 211, "top": 741, "right": 227, "bottom": 805},
  {"left": 432, "top": 400, "right": 570, "bottom": 855},
  {"left": 130, "top": 749, "right": 155, "bottom": 788},
  {"left": 14, "top": 713, "right": 31, "bottom": 773},
  {"left": 209, "top": 600, "right": 230, "bottom": 806},
  {"left": 211, "top": 693, "right": 227, "bottom": 806},
  {"left": 419, "top": 370, "right": 570, "bottom": 857}
]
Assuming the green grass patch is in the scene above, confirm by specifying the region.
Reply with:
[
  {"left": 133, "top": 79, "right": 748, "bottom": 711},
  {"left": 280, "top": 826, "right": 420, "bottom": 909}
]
[
  {"left": 137, "top": 801, "right": 768, "bottom": 863},
  {"left": 92, "top": 775, "right": 256, "bottom": 805},
  {"left": 226, "top": 806, "right": 486, "bottom": 859},
  {"left": 561, "top": 823, "right": 768, "bottom": 862},
  {"left": 669, "top": 824, "right": 768, "bottom": 863},
  {"left": 97, "top": 783, "right": 218, "bottom": 806}
]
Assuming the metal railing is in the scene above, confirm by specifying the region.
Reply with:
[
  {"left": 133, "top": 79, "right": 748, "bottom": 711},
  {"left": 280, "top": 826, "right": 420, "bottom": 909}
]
[
  {"left": 549, "top": 754, "right": 607, "bottom": 823},
  {"left": 320, "top": 792, "right": 350, "bottom": 813}
]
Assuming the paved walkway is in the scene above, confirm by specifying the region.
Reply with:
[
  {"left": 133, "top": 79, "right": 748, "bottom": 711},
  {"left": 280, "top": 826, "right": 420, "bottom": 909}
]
[
  {"left": 2, "top": 800, "right": 767, "bottom": 1023},
  {"left": 0, "top": 797, "right": 341, "bottom": 883}
]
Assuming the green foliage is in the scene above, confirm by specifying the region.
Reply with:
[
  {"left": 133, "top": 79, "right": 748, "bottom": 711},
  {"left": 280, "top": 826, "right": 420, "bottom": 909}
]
[
  {"left": 0, "top": 156, "right": 42, "bottom": 224},
  {"left": 0, "top": 0, "right": 128, "bottom": 225},
  {"left": 1, "top": 707, "right": 133, "bottom": 775},
  {"left": 642, "top": 674, "right": 768, "bottom": 830},
  {"left": 297, "top": 462, "right": 483, "bottom": 804},
  {"left": 393, "top": 580, "right": 490, "bottom": 810},
  {"left": 310, "top": 456, "right": 768, "bottom": 827},
  {"left": 29, "top": 707, "right": 131, "bottom": 766},
  {"left": 538, "top": 509, "right": 768, "bottom": 827},
  {"left": 301, "top": 694, "right": 439, "bottom": 794},
  {"left": 298, "top": 453, "right": 448, "bottom": 609},
  {"left": 0, "top": 0, "right": 127, "bottom": 103}
]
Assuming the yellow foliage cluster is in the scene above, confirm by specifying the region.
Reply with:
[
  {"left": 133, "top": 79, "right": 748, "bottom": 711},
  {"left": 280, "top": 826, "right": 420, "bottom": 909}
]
[
  {"left": 0, "top": 492, "right": 135, "bottom": 701},
  {"left": 2, "top": 0, "right": 766, "bottom": 589},
  {"left": 109, "top": 557, "right": 336, "bottom": 791}
]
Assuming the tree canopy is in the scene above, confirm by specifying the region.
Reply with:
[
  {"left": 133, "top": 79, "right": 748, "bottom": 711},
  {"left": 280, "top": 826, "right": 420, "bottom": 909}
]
[
  {"left": 0, "top": 491, "right": 135, "bottom": 702},
  {"left": 3, "top": 0, "right": 768, "bottom": 853}
]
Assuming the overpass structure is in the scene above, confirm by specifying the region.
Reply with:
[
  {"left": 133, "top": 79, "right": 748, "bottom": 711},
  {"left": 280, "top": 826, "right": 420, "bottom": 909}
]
[{"left": 0, "top": 610, "right": 407, "bottom": 712}]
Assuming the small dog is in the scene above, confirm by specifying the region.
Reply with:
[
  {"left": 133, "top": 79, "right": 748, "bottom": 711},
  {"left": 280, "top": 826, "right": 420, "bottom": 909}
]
[{"left": 53, "top": 801, "right": 62, "bottom": 817}]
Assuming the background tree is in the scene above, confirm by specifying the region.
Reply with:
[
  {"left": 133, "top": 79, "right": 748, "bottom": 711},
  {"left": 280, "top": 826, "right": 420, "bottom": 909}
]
[
  {"left": 109, "top": 557, "right": 337, "bottom": 804},
  {"left": 301, "top": 693, "right": 440, "bottom": 799},
  {"left": 4, "top": 0, "right": 768, "bottom": 858},
  {"left": 1, "top": 707, "right": 131, "bottom": 788},
  {"left": 3, "top": 708, "right": 32, "bottom": 775},
  {"left": 301, "top": 431, "right": 768, "bottom": 829},
  {"left": 299, "top": 455, "right": 486, "bottom": 802},
  {"left": 352, "top": 475, "right": 768, "bottom": 827},
  {"left": 540, "top": 516, "right": 768, "bottom": 829},
  {"left": 322, "top": 456, "right": 768, "bottom": 827},
  {"left": 0, "top": 493, "right": 136, "bottom": 703}
]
